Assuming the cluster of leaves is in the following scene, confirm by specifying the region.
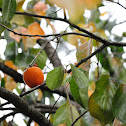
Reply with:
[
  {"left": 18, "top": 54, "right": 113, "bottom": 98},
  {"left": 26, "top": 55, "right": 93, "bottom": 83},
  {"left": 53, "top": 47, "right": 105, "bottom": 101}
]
[{"left": 0, "top": 0, "right": 126, "bottom": 126}]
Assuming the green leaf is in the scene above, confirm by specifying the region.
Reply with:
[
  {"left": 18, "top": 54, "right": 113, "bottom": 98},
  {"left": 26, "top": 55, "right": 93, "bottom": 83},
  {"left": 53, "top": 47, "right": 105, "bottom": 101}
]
[
  {"left": 99, "top": 48, "right": 114, "bottom": 76},
  {"left": 88, "top": 74, "right": 121, "bottom": 125},
  {"left": 30, "top": 48, "right": 47, "bottom": 69},
  {"left": 15, "top": 53, "right": 34, "bottom": 68},
  {"left": 2, "top": 0, "right": 17, "bottom": 23},
  {"left": 89, "top": 94, "right": 114, "bottom": 125},
  {"left": 46, "top": 66, "right": 64, "bottom": 90},
  {"left": 93, "top": 74, "right": 117, "bottom": 111},
  {"left": 112, "top": 84, "right": 126, "bottom": 124},
  {"left": 53, "top": 100, "right": 80, "bottom": 126},
  {"left": 70, "top": 77, "right": 83, "bottom": 107},
  {"left": 70, "top": 64, "right": 89, "bottom": 109},
  {"left": 0, "top": 0, "right": 3, "bottom": 8},
  {"left": 4, "top": 41, "right": 18, "bottom": 61}
]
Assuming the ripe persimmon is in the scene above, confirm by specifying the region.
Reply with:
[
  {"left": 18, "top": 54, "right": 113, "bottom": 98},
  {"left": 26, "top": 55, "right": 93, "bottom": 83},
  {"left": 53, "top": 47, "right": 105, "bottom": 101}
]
[{"left": 23, "top": 67, "right": 44, "bottom": 88}]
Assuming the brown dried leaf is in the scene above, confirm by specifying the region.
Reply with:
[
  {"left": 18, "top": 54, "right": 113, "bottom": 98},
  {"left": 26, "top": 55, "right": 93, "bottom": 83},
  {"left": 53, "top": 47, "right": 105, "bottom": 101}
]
[{"left": 76, "top": 39, "right": 92, "bottom": 71}]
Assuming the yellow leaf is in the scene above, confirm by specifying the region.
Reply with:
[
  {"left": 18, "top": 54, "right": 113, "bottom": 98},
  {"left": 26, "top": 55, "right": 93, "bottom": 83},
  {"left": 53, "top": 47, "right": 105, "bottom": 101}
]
[
  {"left": 76, "top": 39, "right": 92, "bottom": 71},
  {"left": 4, "top": 60, "right": 17, "bottom": 70},
  {"left": 67, "top": 29, "right": 79, "bottom": 47},
  {"left": 28, "top": 22, "right": 45, "bottom": 39},
  {"left": 88, "top": 90, "right": 93, "bottom": 97},
  {"left": 97, "top": 29, "right": 108, "bottom": 39},
  {"left": 49, "top": 0, "right": 102, "bottom": 22},
  {"left": 83, "top": 0, "right": 102, "bottom": 9},
  {"left": 37, "top": 89, "right": 43, "bottom": 101},
  {"left": 5, "top": 77, "right": 17, "bottom": 91},
  {"left": 33, "top": 2, "right": 48, "bottom": 15},
  {"left": 16, "top": 0, "right": 25, "bottom": 12},
  {"left": 22, "top": 36, "right": 36, "bottom": 50},
  {"left": 11, "top": 15, "right": 25, "bottom": 25}
]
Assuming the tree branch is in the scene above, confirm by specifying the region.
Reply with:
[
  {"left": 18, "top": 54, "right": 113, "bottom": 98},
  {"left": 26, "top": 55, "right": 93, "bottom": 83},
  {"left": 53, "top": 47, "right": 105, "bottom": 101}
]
[
  {"left": 67, "top": 44, "right": 108, "bottom": 73},
  {"left": 71, "top": 110, "right": 88, "bottom": 126},
  {"left": 0, "top": 111, "right": 18, "bottom": 122},
  {"left": 0, "top": 63, "right": 23, "bottom": 83},
  {"left": 0, "top": 87, "right": 52, "bottom": 126},
  {"left": 37, "top": 39, "right": 62, "bottom": 68}
]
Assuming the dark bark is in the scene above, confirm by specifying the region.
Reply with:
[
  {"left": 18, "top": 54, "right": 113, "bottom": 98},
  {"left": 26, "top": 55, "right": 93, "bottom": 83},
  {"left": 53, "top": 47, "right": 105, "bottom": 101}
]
[
  {"left": 0, "top": 63, "right": 24, "bottom": 83},
  {"left": 37, "top": 39, "right": 62, "bottom": 68},
  {"left": 0, "top": 87, "right": 52, "bottom": 126}
]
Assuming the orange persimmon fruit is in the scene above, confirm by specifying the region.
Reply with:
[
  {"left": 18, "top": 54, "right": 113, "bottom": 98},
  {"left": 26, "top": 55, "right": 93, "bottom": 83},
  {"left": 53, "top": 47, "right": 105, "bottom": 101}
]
[{"left": 23, "top": 67, "right": 44, "bottom": 88}]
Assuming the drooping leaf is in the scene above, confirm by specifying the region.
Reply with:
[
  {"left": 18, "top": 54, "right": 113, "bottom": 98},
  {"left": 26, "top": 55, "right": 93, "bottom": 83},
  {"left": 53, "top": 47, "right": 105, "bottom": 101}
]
[
  {"left": 70, "top": 64, "right": 89, "bottom": 109},
  {"left": 76, "top": 39, "right": 92, "bottom": 71},
  {"left": 93, "top": 74, "right": 117, "bottom": 110},
  {"left": 53, "top": 100, "right": 80, "bottom": 126},
  {"left": 89, "top": 94, "right": 114, "bottom": 125},
  {"left": 89, "top": 74, "right": 121, "bottom": 125},
  {"left": 70, "top": 77, "right": 83, "bottom": 107},
  {"left": 46, "top": 66, "right": 64, "bottom": 90},
  {"left": 112, "top": 84, "right": 126, "bottom": 124},
  {"left": 2, "top": 0, "right": 17, "bottom": 23},
  {"left": 30, "top": 48, "right": 47, "bottom": 69}
]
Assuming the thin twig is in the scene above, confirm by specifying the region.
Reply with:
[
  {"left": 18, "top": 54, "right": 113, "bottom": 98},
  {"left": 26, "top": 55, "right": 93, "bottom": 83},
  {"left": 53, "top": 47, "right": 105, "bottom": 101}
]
[
  {"left": 67, "top": 44, "right": 108, "bottom": 73},
  {"left": 0, "top": 23, "right": 90, "bottom": 38},
  {"left": 0, "top": 107, "right": 16, "bottom": 110},
  {"left": 1, "top": 10, "right": 126, "bottom": 47},
  {"left": 71, "top": 110, "right": 88, "bottom": 126},
  {"left": 113, "top": 1, "right": 126, "bottom": 9},
  {"left": 46, "top": 95, "right": 61, "bottom": 119},
  {"left": 0, "top": 111, "right": 18, "bottom": 122},
  {"left": 28, "top": 40, "right": 49, "bottom": 68},
  {"left": 20, "top": 83, "right": 46, "bottom": 97}
]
